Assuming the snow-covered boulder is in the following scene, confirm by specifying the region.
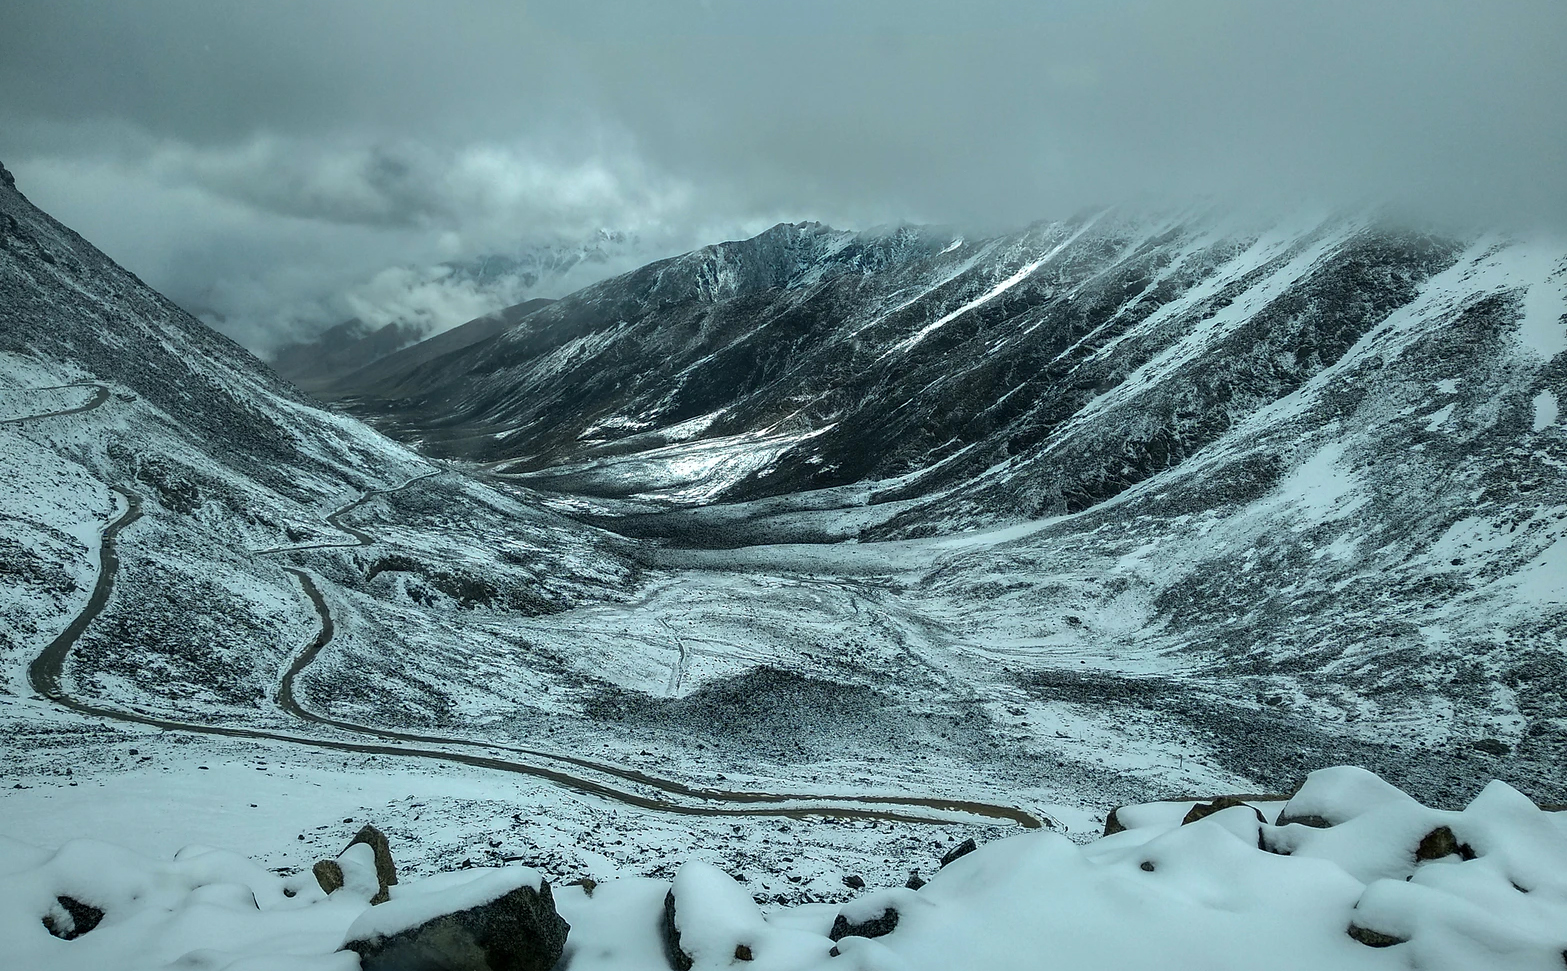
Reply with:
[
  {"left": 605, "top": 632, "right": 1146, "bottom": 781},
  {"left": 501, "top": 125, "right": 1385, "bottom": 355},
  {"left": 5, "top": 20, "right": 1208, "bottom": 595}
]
[
  {"left": 1277, "top": 766, "right": 1421, "bottom": 828},
  {"left": 342, "top": 866, "right": 568, "bottom": 971},
  {"left": 661, "top": 861, "right": 831, "bottom": 969}
]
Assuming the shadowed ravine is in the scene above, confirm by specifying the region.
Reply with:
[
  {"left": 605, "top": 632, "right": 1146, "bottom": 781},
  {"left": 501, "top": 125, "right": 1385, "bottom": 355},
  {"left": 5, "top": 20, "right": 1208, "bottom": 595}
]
[{"left": 24, "top": 420, "right": 1045, "bottom": 828}]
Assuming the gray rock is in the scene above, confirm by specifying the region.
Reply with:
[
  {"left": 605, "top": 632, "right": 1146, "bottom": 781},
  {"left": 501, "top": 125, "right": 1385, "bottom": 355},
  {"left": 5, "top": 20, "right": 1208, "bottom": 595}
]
[
  {"left": 829, "top": 908, "right": 898, "bottom": 942},
  {"left": 1348, "top": 923, "right": 1408, "bottom": 947},
  {"left": 661, "top": 888, "right": 693, "bottom": 971},
  {"left": 1182, "top": 796, "right": 1266, "bottom": 826},
  {"left": 939, "top": 838, "right": 978, "bottom": 868},
  {"left": 1415, "top": 826, "right": 1475, "bottom": 862},
  {"left": 1102, "top": 809, "right": 1127, "bottom": 837},
  {"left": 314, "top": 859, "right": 345, "bottom": 895}
]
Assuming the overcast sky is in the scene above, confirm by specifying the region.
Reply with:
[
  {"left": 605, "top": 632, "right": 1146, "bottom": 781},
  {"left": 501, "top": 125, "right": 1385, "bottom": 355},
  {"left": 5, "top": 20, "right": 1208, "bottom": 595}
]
[{"left": 2, "top": 0, "right": 1563, "bottom": 352}]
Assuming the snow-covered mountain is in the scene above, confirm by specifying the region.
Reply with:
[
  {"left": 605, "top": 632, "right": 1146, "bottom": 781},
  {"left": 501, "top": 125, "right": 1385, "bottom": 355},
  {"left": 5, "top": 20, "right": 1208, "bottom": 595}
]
[
  {"left": 329, "top": 208, "right": 1567, "bottom": 806},
  {"left": 0, "top": 155, "right": 640, "bottom": 759},
  {"left": 6, "top": 154, "right": 1567, "bottom": 971}
]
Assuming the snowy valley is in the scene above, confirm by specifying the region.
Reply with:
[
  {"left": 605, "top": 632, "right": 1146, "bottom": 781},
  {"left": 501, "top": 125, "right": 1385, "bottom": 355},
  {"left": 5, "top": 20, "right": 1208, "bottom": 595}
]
[{"left": 3, "top": 151, "right": 1567, "bottom": 971}]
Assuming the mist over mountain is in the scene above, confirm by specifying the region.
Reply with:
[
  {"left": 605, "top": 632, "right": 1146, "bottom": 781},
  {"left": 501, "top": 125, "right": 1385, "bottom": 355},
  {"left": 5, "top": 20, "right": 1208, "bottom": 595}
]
[{"left": 264, "top": 229, "right": 644, "bottom": 388}]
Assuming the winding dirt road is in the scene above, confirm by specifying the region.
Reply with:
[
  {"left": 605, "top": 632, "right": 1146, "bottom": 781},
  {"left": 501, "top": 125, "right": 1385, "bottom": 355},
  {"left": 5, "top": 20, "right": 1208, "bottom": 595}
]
[
  {"left": 253, "top": 469, "right": 444, "bottom": 554},
  {"left": 1, "top": 382, "right": 111, "bottom": 425},
  {"left": 21, "top": 394, "right": 1045, "bottom": 830}
]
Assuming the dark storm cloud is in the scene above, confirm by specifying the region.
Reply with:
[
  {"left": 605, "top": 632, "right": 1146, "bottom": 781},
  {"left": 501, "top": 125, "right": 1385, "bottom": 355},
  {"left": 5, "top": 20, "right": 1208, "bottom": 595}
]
[{"left": 1, "top": 0, "right": 1563, "bottom": 348}]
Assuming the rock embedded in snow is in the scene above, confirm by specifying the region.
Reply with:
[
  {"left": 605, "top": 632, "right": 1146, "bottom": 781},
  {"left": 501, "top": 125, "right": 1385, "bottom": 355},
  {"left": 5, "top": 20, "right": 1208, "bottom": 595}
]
[
  {"left": 41, "top": 894, "right": 103, "bottom": 940},
  {"left": 1414, "top": 826, "right": 1474, "bottom": 863},
  {"left": 314, "top": 825, "right": 398, "bottom": 904},
  {"left": 314, "top": 858, "right": 346, "bottom": 895},
  {"left": 1276, "top": 766, "right": 1420, "bottom": 829},
  {"left": 938, "top": 838, "right": 978, "bottom": 869},
  {"left": 662, "top": 887, "right": 692, "bottom": 971},
  {"left": 1181, "top": 796, "right": 1268, "bottom": 827},
  {"left": 828, "top": 907, "right": 898, "bottom": 942},
  {"left": 1103, "top": 808, "right": 1128, "bottom": 837},
  {"left": 343, "top": 867, "right": 568, "bottom": 971},
  {"left": 662, "top": 861, "right": 832, "bottom": 970},
  {"left": 1347, "top": 922, "right": 1409, "bottom": 948}
]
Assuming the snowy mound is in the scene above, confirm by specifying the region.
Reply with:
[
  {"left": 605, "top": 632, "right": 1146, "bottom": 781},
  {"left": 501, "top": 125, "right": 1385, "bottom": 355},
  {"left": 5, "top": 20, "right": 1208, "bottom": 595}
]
[{"left": 5, "top": 766, "right": 1566, "bottom": 970}]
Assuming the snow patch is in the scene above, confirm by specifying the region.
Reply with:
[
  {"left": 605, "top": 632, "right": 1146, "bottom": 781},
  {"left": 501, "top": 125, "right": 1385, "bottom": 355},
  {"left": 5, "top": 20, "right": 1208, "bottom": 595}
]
[{"left": 1533, "top": 390, "right": 1559, "bottom": 431}]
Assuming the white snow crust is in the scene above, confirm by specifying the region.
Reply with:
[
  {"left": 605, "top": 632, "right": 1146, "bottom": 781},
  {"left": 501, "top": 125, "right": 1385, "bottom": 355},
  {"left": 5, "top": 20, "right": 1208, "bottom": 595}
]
[{"left": 6, "top": 768, "right": 1567, "bottom": 970}]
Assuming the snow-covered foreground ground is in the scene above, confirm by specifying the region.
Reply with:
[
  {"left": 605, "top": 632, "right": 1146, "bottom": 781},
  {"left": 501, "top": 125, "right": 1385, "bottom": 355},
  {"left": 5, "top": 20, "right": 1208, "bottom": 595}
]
[{"left": 7, "top": 767, "right": 1567, "bottom": 971}]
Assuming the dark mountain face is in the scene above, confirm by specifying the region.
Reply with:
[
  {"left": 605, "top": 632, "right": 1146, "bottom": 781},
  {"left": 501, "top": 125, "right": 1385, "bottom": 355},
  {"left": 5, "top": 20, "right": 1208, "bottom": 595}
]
[{"left": 325, "top": 211, "right": 1562, "bottom": 534}]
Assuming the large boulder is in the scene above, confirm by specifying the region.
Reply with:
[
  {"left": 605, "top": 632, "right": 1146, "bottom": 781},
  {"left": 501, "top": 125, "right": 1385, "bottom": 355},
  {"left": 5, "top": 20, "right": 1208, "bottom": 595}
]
[
  {"left": 342, "top": 867, "right": 569, "bottom": 971},
  {"left": 661, "top": 862, "right": 766, "bottom": 970}
]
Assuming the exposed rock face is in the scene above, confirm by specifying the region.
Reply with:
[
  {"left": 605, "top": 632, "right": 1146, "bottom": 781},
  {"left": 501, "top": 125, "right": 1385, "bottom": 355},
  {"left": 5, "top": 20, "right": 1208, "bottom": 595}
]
[
  {"left": 661, "top": 889, "right": 693, "bottom": 971},
  {"left": 345, "top": 881, "right": 569, "bottom": 971},
  {"left": 829, "top": 908, "right": 899, "bottom": 942}
]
